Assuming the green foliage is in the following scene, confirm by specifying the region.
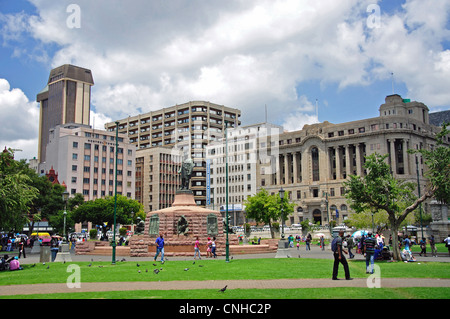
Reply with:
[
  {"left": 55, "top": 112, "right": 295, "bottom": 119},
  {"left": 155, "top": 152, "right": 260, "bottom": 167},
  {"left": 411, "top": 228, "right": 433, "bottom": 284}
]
[
  {"left": 119, "top": 227, "right": 127, "bottom": 237},
  {"left": 89, "top": 228, "right": 98, "bottom": 239},
  {"left": 0, "top": 148, "right": 39, "bottom": 231},
  {"left": 71, "top": 195, "right": 144, "bottom": 237},
  {"left": 244, "top": 188, "right": 295, "bottom": 238},
  {"left": 409, "top": 121, "right": 450, "bottom": 204}
]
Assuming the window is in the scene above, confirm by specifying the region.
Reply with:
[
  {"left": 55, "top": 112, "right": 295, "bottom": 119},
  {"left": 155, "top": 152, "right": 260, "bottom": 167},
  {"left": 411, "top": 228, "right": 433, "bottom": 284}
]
[
  {"left": 72, "top": 165, "right": 77, "bottom": 171},
  {"left": 311, "top": 147, "right": 320, "bottom": 181},
  {"left": 72, "top": 153, "right": 78, "bottom": 160},
  {"left": 85, "top": 143, "right": 91, "bottom": 149},
  {"left": 73, "top": 142, "right": 78, "bottom": 148}
]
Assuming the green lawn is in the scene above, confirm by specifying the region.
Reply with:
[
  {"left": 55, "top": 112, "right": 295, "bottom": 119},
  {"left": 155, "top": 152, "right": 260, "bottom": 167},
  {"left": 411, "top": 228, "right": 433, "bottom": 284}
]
[
  {"left": 1, "top": 258, "right": 449, "bottom": 285},
  {"left": 1, "top": 258, "right": 449, "bottom": 299},
  {"left": 3, "top": 287, "right": 449, "bottom": 299}
]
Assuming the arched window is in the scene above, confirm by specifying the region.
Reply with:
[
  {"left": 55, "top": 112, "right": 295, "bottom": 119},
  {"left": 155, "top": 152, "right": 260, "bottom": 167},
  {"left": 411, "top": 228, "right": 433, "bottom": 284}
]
[
  {"left": 340, "top": 204, "right": 348, "bottom": 211},
  {"left": 311, "top": 147, "right": 320, "bottom": 181},
  {"left": 297, "top": 207, "right": 303, "bottom": 213}
]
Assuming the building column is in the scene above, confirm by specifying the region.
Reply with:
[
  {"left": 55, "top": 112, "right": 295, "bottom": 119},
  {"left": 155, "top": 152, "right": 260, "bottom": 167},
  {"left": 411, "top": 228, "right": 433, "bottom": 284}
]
[
  {"left": 389, "top": 139, "right": 396, "bottom": 174},
  {"left": 301, "top": 149, "right": 309, "bottom": 182},
  {"left": 284, "top": 153, "right": 290, "bottom": 184},
  {"left": 345, "top": 145, "right": 351, "bottom": 178},
  {"left": 335, "top": 146, "right": 341, "bottom": 180},
  {"left": 276, "top": 155, "right": 281, "bottom": 185},
  {"left": 403, "top": 139, "right": 410, "bottom": 175},
  {"left": 355, "top": 143, "right": 362, "bottom": 176},
  {"left": 293, "top": 152, "right": 298, "bottom": 183}
]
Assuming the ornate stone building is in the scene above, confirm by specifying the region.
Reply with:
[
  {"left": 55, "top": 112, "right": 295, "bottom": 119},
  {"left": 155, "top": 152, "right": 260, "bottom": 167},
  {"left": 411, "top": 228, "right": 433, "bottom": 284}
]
[{"left": 262, "top": 94, "right": 448, "bottom": 225}]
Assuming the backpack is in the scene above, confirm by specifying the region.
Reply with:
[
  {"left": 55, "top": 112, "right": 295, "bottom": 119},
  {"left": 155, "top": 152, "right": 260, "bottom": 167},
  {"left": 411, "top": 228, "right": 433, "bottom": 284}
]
[{"left": 331, "top": 237, "right": 339, "bottom": 253}]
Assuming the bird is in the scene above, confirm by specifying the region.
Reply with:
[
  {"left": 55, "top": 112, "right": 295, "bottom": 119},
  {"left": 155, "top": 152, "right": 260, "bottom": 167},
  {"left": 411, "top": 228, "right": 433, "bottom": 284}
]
[
  {"left": 138, "top": 270, "right": 141, "bottom": 273},
  {"left": 120, "top": 258, "right": 126, "bottom": 262},
  {"left": 153, "top": 263, "right": 157, "bottom": 266},
  {"left": 199, "top": 265, "right": 204, "bottom": 267},
  {"left": 153, "top": 269, "right": 160, "bottom": 274},
  {"left": 46, "top": 265, "right": 50, "bottom": 269},
  {"left": 298, "top": 255, "right": 301, "bottom": 258},
  {"left": 88, "top": 263, "right": 92, "bottom": 267},
  {"left": 193, "top": 261, "right": 195, "bottom": 265},
  {"left": 287, "top": 255, "right": 291, "bottom": 258},
  {"left": 31, "top": 263, "right": 36, "bottom": 267},
  {"left": 219, "top": 285, "right": 227, "bottom": 293},
  {"left": 136, "top": 263, "right": 140, "bottom": 267},
  {"left": 98, "top": 265, "right": 103, "bottom": 268},
  {"left": 91, "top": 258, "right": 93, "bottom": 262},
  {"left": 184, "top": 268, "right": 189, "bottom": 271}
]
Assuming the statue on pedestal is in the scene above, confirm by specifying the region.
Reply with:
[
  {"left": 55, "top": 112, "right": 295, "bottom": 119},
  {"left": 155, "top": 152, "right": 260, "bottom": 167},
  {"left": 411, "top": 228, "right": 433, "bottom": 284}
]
[{"left": 178, "top": 158, "right": 194, "bottom": 190}]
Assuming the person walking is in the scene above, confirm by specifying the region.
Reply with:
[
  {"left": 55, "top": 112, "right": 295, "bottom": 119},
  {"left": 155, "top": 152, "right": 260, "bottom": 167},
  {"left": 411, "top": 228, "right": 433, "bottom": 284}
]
[
  {"left": 154, "top": 234, "right": 165, "bottom": 263},
  {"left": 320, "top": 236, "right": 325, "bottom": 251},
  {"left": 306, "top": 233, "right": 311, "bottom": 251},
  {"left": 346, "top": 235, "right": 354, "bottom": 258},
  {"left": 419, "top": 238, "right": 427, "bottom": 257},
  {"left": 332, "top": 230, "right": 352, "bottom": 280},
  {"left": 444, "top": 234, "right": 450, "bottom": 257},
  {"left": 194, "top": 237, "right": 201, "bottom": 260},
  {"left": 364, "top": 231, "right": 376, "bottom": 274},
  {"left": 206, "top": 237, "right": 212, "bottom": 258},
  {"left": 18, "top": 240, "right": 26, "bottom": 259},
  {"left": 211, "top": 237, "right": 217, "bottom": 258},
  {"left": 430, "top": 235, "right": 437, "bottom": 257}
]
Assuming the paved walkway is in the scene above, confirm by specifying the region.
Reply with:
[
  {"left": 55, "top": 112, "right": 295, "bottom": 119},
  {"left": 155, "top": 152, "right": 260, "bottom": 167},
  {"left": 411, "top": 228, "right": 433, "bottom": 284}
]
[{"left": 1, "top": 247, "right": 449, "bottom": 296}]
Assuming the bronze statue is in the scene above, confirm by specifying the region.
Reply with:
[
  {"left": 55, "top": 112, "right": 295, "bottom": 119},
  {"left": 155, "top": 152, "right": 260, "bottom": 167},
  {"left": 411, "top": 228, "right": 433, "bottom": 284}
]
[
  {"left": 178, "top": 157, "right": 194, "bottom": 190},
  {"left": 135, "top": 217, "right": 145, "bottom": 235}
]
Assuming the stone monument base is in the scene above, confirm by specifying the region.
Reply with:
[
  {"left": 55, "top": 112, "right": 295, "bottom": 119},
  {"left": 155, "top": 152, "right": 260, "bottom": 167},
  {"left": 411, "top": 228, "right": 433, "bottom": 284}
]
[{"left": 130, "top": 191, "right": 238, "bottom": 257}]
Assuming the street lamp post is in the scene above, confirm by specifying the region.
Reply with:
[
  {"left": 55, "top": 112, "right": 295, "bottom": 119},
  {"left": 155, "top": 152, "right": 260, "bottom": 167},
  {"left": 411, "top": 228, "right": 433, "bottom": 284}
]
[
  {"left": 323, "top": 191, "right": 331, "bottom": 235},
  {"left": 416, "top": 155, "right": 424, "bottom": 239},
  {"left": 112, "top": 121, "right": 119, "bottom": 265},
  {"left": 279, "top": 187, "right": 285, "bottom": 240},
  {"left": 62, "top": 190, "right": 69, "bottom": 243},
  {"left": 225, "top": 120, "right": 230, "bottom": 262}
]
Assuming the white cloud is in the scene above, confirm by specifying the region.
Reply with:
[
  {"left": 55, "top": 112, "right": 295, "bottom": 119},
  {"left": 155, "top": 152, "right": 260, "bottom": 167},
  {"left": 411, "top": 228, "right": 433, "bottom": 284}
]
[
  {"left": 1, "top": 0, "right": 449, "bottom": 141},
  {"left": 0, "top": 79, "right": 39, "bottom": 160},
  {"left": 281, "top": 95, "right": 318, "bottom": 131}
]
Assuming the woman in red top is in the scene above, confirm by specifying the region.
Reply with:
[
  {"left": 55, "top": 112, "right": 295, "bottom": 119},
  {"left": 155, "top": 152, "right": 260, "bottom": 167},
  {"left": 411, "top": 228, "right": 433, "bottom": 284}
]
[{"left": 194, "top": 237, "right": 201, "bottom": 260}]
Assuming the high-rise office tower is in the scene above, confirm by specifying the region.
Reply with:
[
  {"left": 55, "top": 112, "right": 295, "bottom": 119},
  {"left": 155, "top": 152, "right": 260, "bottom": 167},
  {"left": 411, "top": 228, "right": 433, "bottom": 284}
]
[{"left": 36, "top": 64, "right": 94, "bottom": 163}]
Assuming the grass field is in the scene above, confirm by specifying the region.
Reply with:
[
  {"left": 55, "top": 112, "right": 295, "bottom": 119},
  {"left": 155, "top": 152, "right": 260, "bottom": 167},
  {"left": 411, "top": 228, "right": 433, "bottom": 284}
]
[
  {"left": 1, "top": 258, "right": 450, "bottom": 286},
  {"left": 1, "top": 257, "right": 449, "bottom": 299}
]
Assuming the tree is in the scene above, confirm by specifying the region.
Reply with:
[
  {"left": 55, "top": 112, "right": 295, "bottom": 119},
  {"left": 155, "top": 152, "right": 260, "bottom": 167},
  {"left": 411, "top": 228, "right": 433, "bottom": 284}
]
[
  {"left": 344, "top": 123, "right": 449, "bottom": 260},
  {"left": 0, "top": 148, "right": 39, "bottom": 232},
  {"left": 71, "top": 195, "right": 144, "bottom": 239},
  {"left": 244, "top": 188, "right": 294, "bottom": 238}
]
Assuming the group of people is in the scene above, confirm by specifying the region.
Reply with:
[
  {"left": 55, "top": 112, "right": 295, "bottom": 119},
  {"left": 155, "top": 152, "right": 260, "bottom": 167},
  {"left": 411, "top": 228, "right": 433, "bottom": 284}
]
[
  {"left": 332, "top": 230, "right": 386, "bottom": 280},
  {"left": 153, "top": 234, "right": 218, "bottom": 262}
]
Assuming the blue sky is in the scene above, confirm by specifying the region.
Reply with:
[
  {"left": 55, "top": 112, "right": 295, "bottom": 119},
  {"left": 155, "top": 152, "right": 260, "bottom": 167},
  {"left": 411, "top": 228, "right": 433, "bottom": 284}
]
[{"left": 1, "top": 0, "right": 449, "bottom": 160}]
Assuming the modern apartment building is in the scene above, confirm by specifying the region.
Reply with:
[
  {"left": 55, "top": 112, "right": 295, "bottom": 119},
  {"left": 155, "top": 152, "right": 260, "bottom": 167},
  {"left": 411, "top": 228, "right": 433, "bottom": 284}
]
[
  {"left": 105, "top": 101, "right": 241, "bottom": 207},
  {"left": 36, "top": 64, "right": 94, "bottom": 163},
  {"left": 135, "top": 146, "right": 183, "bottom": 212},
  {"left": 40, "top": 123, "right": 136, "bottom": 202}
]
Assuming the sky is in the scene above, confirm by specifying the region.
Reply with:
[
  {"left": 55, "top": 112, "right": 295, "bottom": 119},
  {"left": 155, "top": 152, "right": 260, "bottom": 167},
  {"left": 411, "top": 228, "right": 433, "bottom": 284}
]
[{"left": 1, "top": 0, "right": 449, "bottom": 161}]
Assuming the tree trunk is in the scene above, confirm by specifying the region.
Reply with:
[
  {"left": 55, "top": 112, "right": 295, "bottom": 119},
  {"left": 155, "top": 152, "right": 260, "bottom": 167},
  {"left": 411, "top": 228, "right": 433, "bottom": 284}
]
[{"left": 388, "top": 214, "right": 402, "bottom": 261}]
